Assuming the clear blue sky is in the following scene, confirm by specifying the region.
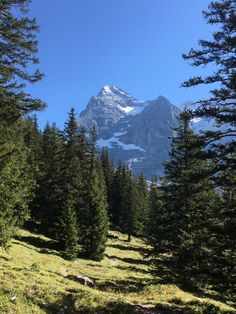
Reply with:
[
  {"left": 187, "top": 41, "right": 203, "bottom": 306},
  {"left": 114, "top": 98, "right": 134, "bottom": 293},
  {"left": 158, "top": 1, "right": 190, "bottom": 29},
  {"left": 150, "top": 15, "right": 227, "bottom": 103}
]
[{"left": 26, "top": 0, "right": 213, "bottom": 129}]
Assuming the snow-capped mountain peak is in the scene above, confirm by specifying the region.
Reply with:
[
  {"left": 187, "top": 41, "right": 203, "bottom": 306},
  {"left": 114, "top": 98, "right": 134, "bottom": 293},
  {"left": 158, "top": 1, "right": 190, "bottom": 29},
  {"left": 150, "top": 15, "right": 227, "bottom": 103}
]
[{"left": 78, "top": 85, "right": 181, "bottom": 178}]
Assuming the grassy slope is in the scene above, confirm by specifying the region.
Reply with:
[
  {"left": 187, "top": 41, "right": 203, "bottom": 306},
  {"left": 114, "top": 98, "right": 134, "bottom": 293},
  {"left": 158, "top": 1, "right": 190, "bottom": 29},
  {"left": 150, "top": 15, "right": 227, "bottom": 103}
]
[{"left": 0, "top": 230, "right": 235, "bottom": 314}]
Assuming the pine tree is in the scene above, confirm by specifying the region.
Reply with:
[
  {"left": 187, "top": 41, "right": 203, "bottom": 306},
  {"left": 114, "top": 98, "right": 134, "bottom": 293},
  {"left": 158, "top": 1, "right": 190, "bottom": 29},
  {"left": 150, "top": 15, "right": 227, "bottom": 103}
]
[
  {"left": 0, "top": 0, "right": 44, "bottom": 126},
  {"left": 145, "top": 179, "right": 163, "bottom": 247},
  {"left": 119, "top": 168, "right": 140, "bottom": 242},
  {"left": 33, "top": 123, "right": 64, "bottom": 235},
  {"left": 150, "top": 111, "right": 220, "bottom": 285},
  {"left": 109, "top": 163, "right": 124, "bottom": 227},
  {"left": 80, "top": 126, "right": 109, "bottom": 260},
  {"left": 58, "top": 109, "right": 84, "bottom": 256},
  {"left": 182, "top": 0, "right": 235, "bottom": 292},
  {"left": 0, "top": 0, "right": 44, "bottom": 248},
  {"left": 182, "top": 0, "right": 236, "bottom": 172},
  {"left": 0, "top": 120, "right": 35, "bottom": 248},
  {"left": 58, "top": 199, "right": 79, "bottom": 260},
  {"left": 100, "top": 148, "right": 114, "bottom": 219},
  {"left": 136, "top": 173, "right": 149, "bottom": 235}
]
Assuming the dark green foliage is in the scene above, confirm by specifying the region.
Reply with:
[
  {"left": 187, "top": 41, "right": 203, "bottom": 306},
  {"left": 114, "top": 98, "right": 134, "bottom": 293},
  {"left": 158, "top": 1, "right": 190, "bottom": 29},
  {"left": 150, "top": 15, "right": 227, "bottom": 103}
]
[
  {"left": 109, "top": 163, "right": 125, "bottom": 227},
  {"left": 80, "top": 127, "right": 109, "bottom": 261},
  {"left": 145, "top": 179, "right": 163, "bottom": 246},
  {"left": 118, "top": 169, "right": 142, "bottom": 241},
  {"left": 34, "top": 123, "right": 64, "bottom": 235},
  {"left": 100, "top": 148, "right": 114, "bottom": 217},
  {"left": 0, "top": 0, "right": 44, "bottom": 247},
  {"left": 182, "top": 0, "right": 236, "bottom": 172},
  {"left": 0, "top": 121, "right": 34, "bottom": 248},
  {"left": 0, "top": 0, "right": 45, "bottom": 126},
  {"left": 182, "top": 0, "right": 236, "bottom": 293},
  {"left": 136, "top": 174, "right": 149, "bottom": 235},
  {"left": 57, "top": 109, "right": 84, "bottom": 256},
  {"left": 149, "top": 112, "right": 220, "bottom": 285},
  {"left": 59, "top": 199, "right": 79, "bottom": 260}
]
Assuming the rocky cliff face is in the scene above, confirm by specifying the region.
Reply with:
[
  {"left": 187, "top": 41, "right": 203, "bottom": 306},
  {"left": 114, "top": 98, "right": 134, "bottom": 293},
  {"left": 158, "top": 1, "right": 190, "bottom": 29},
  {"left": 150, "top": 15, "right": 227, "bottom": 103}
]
[{"left": 79, "top": 85, "right": 181, "bottom": 178}]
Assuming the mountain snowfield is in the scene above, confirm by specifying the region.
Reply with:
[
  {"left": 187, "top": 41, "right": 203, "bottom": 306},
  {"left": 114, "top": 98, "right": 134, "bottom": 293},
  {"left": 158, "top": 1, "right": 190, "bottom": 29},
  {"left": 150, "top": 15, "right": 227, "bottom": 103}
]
[{"left": 78, "top": 85, "right": 215, "bottom": 178}]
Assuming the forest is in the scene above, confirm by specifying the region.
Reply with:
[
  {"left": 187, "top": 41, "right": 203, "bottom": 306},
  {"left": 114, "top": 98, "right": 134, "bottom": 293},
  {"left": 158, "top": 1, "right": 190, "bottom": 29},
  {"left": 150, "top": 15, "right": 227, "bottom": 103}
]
[{"left": 0, "top": 0, "right": 235, "bottom": 313}]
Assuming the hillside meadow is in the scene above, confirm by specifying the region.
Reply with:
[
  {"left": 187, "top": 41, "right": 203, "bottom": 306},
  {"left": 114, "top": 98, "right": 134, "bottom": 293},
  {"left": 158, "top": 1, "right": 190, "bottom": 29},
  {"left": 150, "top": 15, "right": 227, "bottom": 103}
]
[{"left": 0, "top": 229, "right": 235, "bottom": 314}]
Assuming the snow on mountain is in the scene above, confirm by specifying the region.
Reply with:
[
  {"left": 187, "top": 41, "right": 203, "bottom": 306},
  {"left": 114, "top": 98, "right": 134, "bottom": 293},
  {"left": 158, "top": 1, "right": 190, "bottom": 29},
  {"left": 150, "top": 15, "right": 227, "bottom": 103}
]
[
  {"left": 78, "top": 86, "right": 181, "bottom": 178},
  {"left": 78, "top": 86, "right": 226, "bottom": 178}
]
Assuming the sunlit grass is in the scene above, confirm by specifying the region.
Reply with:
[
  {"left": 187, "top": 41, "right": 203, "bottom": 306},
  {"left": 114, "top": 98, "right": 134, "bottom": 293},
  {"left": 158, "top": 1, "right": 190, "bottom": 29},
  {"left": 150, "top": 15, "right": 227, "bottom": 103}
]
[{"left": 0, "top": 229, "right": 234, "bottom": 313}]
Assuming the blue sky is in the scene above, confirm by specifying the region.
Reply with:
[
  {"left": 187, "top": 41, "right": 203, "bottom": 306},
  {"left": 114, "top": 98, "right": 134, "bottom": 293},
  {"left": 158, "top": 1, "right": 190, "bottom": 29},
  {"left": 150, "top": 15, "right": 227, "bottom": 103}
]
[{"left": 26, "top": 0, "right": 213, "bottom": 129}]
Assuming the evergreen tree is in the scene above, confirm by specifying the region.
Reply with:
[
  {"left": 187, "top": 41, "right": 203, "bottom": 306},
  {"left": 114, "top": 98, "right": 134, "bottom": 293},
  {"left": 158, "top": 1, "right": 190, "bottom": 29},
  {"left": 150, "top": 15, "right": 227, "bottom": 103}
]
[
  {"left": 150, "top": 112, "right": 219, "bottom": 285},
  {"left": 182, "top": 0, "right": 235, "bottom": 293},
  {"left": 58, "top": 199, "right": 79, "bottom": 260},
  {"left": 0, "top": 0, "right": 44, "bottom": 126},
  {"left": 119, "top": 168, "right": 140, "bottom": 242},
  {"left": 80, "top": 126, "right": 109, "bottom": 260},
  {"left": 0, "top": 0, "right": 44, "bottom": 248},
  {"left": 0, "top": 121, "right": 34, "bottom": 248},
  {"left": 34, "top": 123, "right": 64, "bottom": 235},
  {"left": 109, "top": 163, "right": 124, "bottom": 227},
  {"left": 136, "top": 173, "right": 149, "bottom": 235},
  {"left": 58, "top": 109, "right": 84, "bottom": 256},
  {"left": 145, "top": 179, "right": 163, "bottom": 247},
  {"left": 182, "top": 0, "right": 236, "bottom": 172},
  {"left": 100, "top": 148, "right": 114, "bottom": 219}
]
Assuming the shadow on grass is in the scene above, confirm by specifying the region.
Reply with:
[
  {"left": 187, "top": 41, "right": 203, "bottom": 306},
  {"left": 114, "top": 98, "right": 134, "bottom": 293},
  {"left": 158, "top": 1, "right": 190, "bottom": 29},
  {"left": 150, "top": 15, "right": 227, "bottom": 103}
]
[
  {"left": 155, "top": 298, "right": 235, "bottom": 314},
  {"left": 106, "top": 254, "right": 150, "bottom": 266},
  {"left": 151, "top": 258, "right": 235, "bottom": 307},
  {"left": 115, "top": 264, "right": 150, "bottom": 275},
  {"left": 97, "top": 276, "right": 155, "bottom": 293},
  {"left": 14, "top": 235, "right": 62, "bottom": 255},
  {"left": 37, "top": 292, "right": 159, "bottom": 314},
  {"left": 108, "top": 243, "right": 149, "bottom": 254}
]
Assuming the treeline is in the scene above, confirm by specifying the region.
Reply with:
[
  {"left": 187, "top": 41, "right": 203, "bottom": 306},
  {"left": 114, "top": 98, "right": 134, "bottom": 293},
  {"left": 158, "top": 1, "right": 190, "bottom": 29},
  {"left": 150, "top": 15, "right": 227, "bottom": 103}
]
[
  {"left": 21, "top": 109, "right": 150, "bottom": 260},
  {"left": 0, "top": 0, "right": 235, "bottom": 299},
  {"left": 145, "top": 0, "right": 236, "bottom": 297}
]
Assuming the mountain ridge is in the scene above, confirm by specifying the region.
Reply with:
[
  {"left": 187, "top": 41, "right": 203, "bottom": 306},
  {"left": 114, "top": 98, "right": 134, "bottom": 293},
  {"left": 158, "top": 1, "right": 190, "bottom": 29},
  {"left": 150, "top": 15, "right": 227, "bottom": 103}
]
[{"left": 78, "top": 85, "right": 181, "bottom": 178}]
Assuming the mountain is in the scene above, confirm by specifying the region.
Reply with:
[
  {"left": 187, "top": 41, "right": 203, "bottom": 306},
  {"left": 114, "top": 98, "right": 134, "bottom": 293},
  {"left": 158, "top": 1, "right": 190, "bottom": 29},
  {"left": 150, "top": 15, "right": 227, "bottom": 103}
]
[{"left": 79, "top": 85, "right": 181, "bottom": 178}]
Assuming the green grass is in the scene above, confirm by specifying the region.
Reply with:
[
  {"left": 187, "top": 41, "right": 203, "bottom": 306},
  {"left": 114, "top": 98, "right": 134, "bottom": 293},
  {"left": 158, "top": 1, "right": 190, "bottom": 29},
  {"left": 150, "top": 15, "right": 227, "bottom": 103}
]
[{"left": 0, "top": 229, "right": 235, "bottom": 313}]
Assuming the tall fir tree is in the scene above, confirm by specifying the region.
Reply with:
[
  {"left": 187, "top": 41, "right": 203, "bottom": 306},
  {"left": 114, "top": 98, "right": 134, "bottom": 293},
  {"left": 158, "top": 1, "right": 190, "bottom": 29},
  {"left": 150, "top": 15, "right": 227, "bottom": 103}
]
[
  {"left": 80, "top": 126, "right": 109, "bottom": 261},
  {"left": 58, "top": 198, "right": 79, "bottom": 260},
  {"left": 0, "top": 0, "right": 44, "bottom": 247},
  {"left": 136, "top": 173, "right": 149, "bottom": 235},
  {"left": 58, "top": 109, "right": 84, "bottom": 256},
  {"left": 119, "top": 168, "right": 140, "bottom": 241},
  {"left": 109, "top": 163, "right": 125, "bottom": 227},
  {"left": 182, "top": 0, "right": 235, "bottom": 293},
  {"left": 182, "top": 0, "right": 236, "bottom": 173},
  {"left": 100, "top": 148, "right": 114, "bottom": 219},
  {"left": 33, "top": 123, "right": 64, "bottom": 235},
  {"left": 150, "top": 111, "right": 220, "bottom": 286},
  {"left": 145, "top": 178, "right": 163, "bottom": 247},
  {"left": 0, "top": 120, "right": 35, "bottom": 248}
]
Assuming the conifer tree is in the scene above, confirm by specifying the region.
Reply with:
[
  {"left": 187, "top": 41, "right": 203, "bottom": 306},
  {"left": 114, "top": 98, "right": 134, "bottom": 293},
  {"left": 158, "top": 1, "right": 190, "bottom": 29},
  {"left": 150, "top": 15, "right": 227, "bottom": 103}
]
[
  {"left": 109, "top": 163, "right": 125, "bottom": 227},
  {"left": 34, "top": 123, "right": 64, "bottom": 235},
  {"left": 145, "top": 179, "right": 163, "bottom": 246},
  {"left": 150, "top": 111, "right": 219, "bottom": 285},
  {"left": 182, "top": 0, "right": 236, "bottom": 172},
  {"left": 100, "top": 148, "right": 114, "bottom": 218},
  {"left": 80, "top": 126, "right": 109, "bottom": 260},
  {"left": 58, "top": 199, "right": 79, "bottom": 260},
  {"left": 0, "top": 121, "right": 34, "bottom": 248},
  {"left": 0, "top": 0, "right": 44, "bottom": 125},
  {"left": 0, "top": 0, "right": 44, "bottom": 248},
  {"left": 136, "top": 173, "right": 149, "bottom": 234},
  {"left": 58, "top": 109, "right": 83, "bottom": 255},
  {"left": 182, "top": 0, "right": 235, "bottom": 291},
  {"left": 119, "top": 169, "right": 140, "bottom": 241}
]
